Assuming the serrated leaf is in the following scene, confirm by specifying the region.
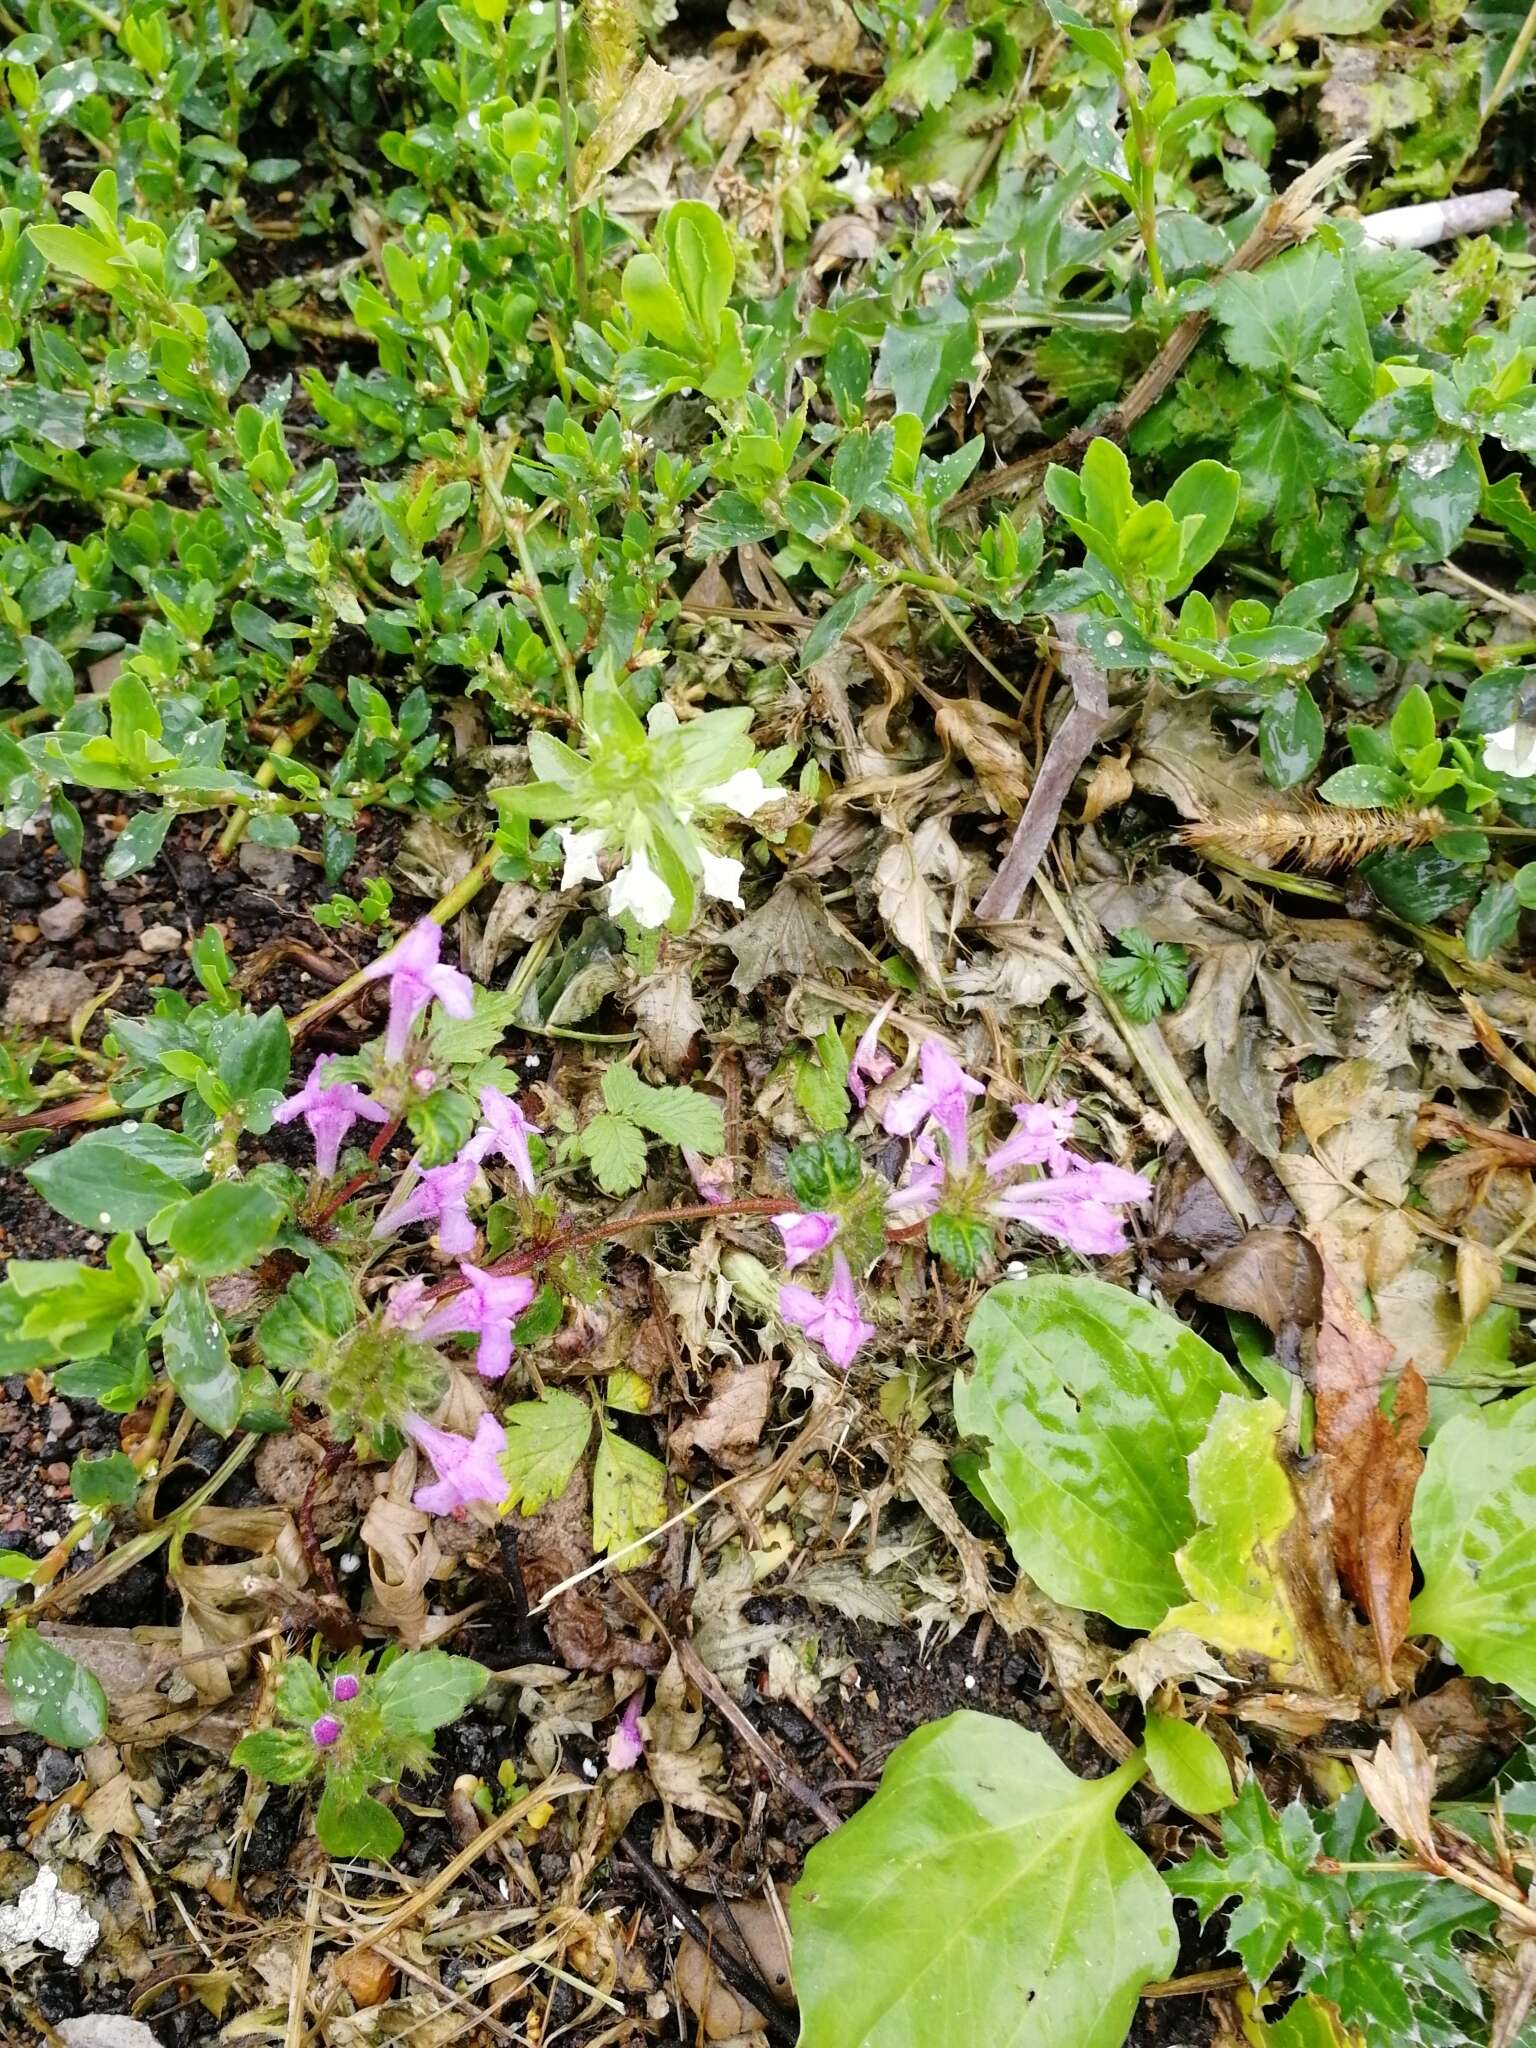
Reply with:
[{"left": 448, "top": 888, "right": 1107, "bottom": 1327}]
[
  {"left": 592, "top": 1423, "right": 667, "bottom": 1562},
  {"left": 231, "top": 1726, "right": 318, "bottom": 1784},
  {"left": 499, "top": 1390, "right": 593, "bottom": 1513},
  {"left": 430, "top": 987, "right": 521, "bottom": 1064},
  {"left": 792, "top": 1711, "right": 1177, "bottom": 2048},
  {"left": 1409, "top": 1384, "right": 1536, "bottom": 1703},
  {"left": 578, "top": 1112, "right": 649, "bottom": 1195},
  {"left": 601, "top": 1064, "right": 724, "bottom": 1152},
  {"left": 955, "top": 1276, "right": 1244, "bottom": 1627}
]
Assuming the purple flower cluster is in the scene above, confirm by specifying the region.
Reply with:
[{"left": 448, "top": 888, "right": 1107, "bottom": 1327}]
[
  {"left": 367, "top": 1084, "right": 543, "bottom": 1258},
  {"left": 884, "top": 1047, "right": 1150, "bottom": 1256},
  {"left": 274, "top": 1055, "right": 389, "bottom": 1180},
  {"left": 771, "top": 1037, "right": 1151, "bottom": 1372}
]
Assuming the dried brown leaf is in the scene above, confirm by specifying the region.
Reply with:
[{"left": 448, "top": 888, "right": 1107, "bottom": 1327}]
[
  {"left": 671, "top": 1357, "right": 773, "bottom": 1470},
  {"left": 1313, "top": 1267, "right": 1427, "bottom": 1692},
  {"left": 1191, "top": 1227, "right": 1322, "bottom": 1369},
  {"left": 1351, "top": 1716, "right": 1437, "bottom": 1860},
  {"left": 725, "top": 877, "right": 863, "bottom": 994}
]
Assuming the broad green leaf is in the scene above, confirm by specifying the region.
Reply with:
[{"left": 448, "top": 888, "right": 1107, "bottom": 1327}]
[
  {"left": 27, "top": 1125, "right": 205, "bottom": 1232},
  {"left": 231, "top": 1727, "right": 317, "bottom": 1784},
  {"left": 1212, "top": 242, "right": 1338, "bottom": 379},
  {"left": 1259, "top": 684, "right": 1325, "bottom": 789},
  {"left": 955, "top": 1276, "right": 1244, "bottom": 1627},
  {"left": 2, "top": 1626, "right": 108, "bottom": 1748},
  {"left": 315, "top": 1781, "right": 403, "bottom": 1860},
  {"left": 1159, "top": 1395, "right": 1309, "bottom": 1677},
  {"left": 500, "top": 1391, "right": 593, "bottom": 1513},
  {"left": 592, "top": 1424, "right": 668, "bottom": 1561},
  {"left": 258, "top": 1253, "right": 356, "bottom": 1373},
  {"left": 1144, "top": 1714, "right": 1235, "bottom": 1814},
  {"left": 578, "top": 1112, "right": 649, "bottom": 1195},
  {"left": 792, "top": 1712, "right": 1177, "bottom": 2048},
  {"left": 277, "top": 1658, "right": 332, "bottom": 1725},
  {"left": 602, "top": 1065, "right": 724, "bottom": 1152},
  {"left": 374, "top": 1650, "right": 489, "bottom": 1735},
  {"left": 429, "top": 987, "right": 521, "bottom": 1064},
  {"left": 9, "top": 1233, "right": 157, "bottom": 1363},
  {"left": 802, "top": 579, "right": 880, "bottom": 668},
  {"left": 1409, "top": 1385, "right": 1536, "bottom": 1703},
  {"left": 166, "top": 1180, "right": 286, "bottom": 1275},
  {"left": 875, "top": 300, "right": 978, "bottom": 429},
  {"left": 160, "top": 1279, "right": 243, "bottom": 1436},
  {"left": 69, "top": 1450, "right": 139, "bottom": 1507}
]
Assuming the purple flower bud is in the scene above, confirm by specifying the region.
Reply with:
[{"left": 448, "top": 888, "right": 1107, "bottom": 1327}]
[
  {"left": 772, "top": 1210, "right": 840, "bottom": 1270},
  {"left": 311, "top": 1714, "right": 343, "bottom": 1747},
  {"left": 332, "top": 1675, "right": 361, "bottom": 1703}
]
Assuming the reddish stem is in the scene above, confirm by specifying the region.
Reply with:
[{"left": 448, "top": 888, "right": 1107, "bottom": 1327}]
[
  {"left": 310, "top": 1113, "right": 404, "bottom": 1226},
  {"left": 422, "top": 1194, "right": 787, "bottom": 1304}
]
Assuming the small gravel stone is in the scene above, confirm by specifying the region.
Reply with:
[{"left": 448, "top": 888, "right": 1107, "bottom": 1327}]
[
  {"left": 38, "top": 899, "right": 88, "bottom": 942},
  {"left": 139, "top": 924, "right": 183, "bottom": 955}
]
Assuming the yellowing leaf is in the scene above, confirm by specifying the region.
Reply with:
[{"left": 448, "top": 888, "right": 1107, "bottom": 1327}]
[
  {"left": 499, "top": 1391, "right": 593, "bottom": 1515},
  {"left": 1159, "top": 1395, "right": 1308, "bottom": 1676},
  {"left": 592, "top": 1423, "right": 668, "bottom": 1563}
]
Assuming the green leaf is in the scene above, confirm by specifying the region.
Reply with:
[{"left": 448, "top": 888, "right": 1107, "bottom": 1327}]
[
  {"left": 802, "top": 579, "right": 880, "bottom": 669},
  {"left": 1465, "top": 878, "right": 1523, "bottom": 960},
  {"left": 1174, "top": 1777, "right": 1328, "bottom": 1985},
  {"left": 592, "top": 1423, "right": 668, "bottom": 1561},
  {"left": 875, "top": 301, "right": 979, "bottom": 429},
  {"left": 792, "top": 1712, "right": 1177, "bottom": 2048},
  {"left": 500, "top": 1391, "right": 593, "bottom": 1513},
  {"left": 1409, "top": 1385, "right": 1536, "bottom": 1703},
  {"left": 373, "top": 1650, "right": 489, "bottom": 1735},
  {"left": 166, "top": 1180, "right": 287, "bottom": 1275},
  {"left": 1398, "top": 437, "right": 1482, "bottom": 561},
  {"left": 231, "top": 1726, "right": 319, "bottom": 1784},
  {"left": 1259, "top": 684, "right": 1325, "bottom": 790},
  {"left": 9, "top": 1234, "right": 157, "bottom": 1363},
  {"left": 160, "top": 1279, "right": 243, "bottom": 1436},
  {"left": 27, "top": 1126, "right": 205, "bottom": 1232},
  {"left": 314, "top": 1781, "right": 403, "bottom": 1860},
  {"left": 601, "top": 1066, "right": 724, "bottom": 1152},
  {"left": 578, "top": 1112, "right": 649, "bottom": 1195},
  {"left": 69, "top": 1450, "right": 139, "bottom": 1507},
  {"left": 1144, "top": 1714, "right": 1235, "bottom": 1814},
  {"left": 1212, "top": 242, "right": 1338, "bottom": 379},
  {"left": 955, "top": 1276, "right": 1244, "bottom": 1627},
  {"left": 1317, "top": 763, "right": 1408, "bottom": 807},
  {"left": 258, "top": 1254, "right": 356, "bottom": 1373},
  {"left": 276, "top": 1658, "right": 332, "bottom": 1726},
  {"left": 429, "top": 987, "right": 521, "bottom": 1064},
  {"left": 2, "top": 1626, "right": 108, "bottom": 1748}
]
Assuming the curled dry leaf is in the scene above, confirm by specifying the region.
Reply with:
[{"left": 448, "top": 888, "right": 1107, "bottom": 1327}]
[
  {"left": 675, "top": 1891, "right": 794, "bottom": 2041},
  {"left": 930, "top": 694, "right": 1029, "bottom": 816},
  {"left": 1190, "top": 1225, "right": 1322, "bottom": 1370},
  {"left": 1351, "top": 1715, "right": 1437, "bottom": 1862},
  {"left": 1313, "top": 1266, "right": 1428, "bottom": 1694},
  {"left": 671, "top": 1356, "right": 774, "bottom": 1470}
]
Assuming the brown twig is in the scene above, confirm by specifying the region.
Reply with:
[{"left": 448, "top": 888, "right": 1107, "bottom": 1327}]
[
  {"left": 616, "top": 1832, "right": 799, "bottom": 2048},
  {"left": 949, "top": 142, "right": 1367, "bottom": 515},
  {"left": 975, "top": 618, "right": 1109, "bottom": 922}
]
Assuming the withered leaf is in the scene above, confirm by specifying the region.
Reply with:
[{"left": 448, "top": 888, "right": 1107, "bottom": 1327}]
[
  {"left": 724, "top": 876, "right": 863, "bottom": 994},
  {"left": 1313, "top": 1267, "right": 1428, "bottom": 1693},
  {"left": 1191, "top": 1226, "right": 1322, "bottom": 1369}
]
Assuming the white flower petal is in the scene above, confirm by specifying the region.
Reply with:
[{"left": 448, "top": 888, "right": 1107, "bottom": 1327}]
[
  {"left": 558, "top": 826, "right": 607, "bottom": 890},
  {"left": 702, "top": 767, "right": 776, "bottom": 819},
  {"left": 1483, "top": 722, "right": 1536, "bottom": 780},
  {"left": 699, "top": 848, "right": 744, "bottom": 908},
  {"left": 608, "top": 846, "right": 674, "bottom": 928}
]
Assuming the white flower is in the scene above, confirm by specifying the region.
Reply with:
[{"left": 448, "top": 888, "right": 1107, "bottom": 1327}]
[
  {"left": 1483, "top": 722, "right": 1536, "bottom": 780},
  {"left": 558, "top": 826, "right": 607, "bottom": 890},
  {"left": 608, "top": 845, "right": 674, "bottom": 928},
  {"left": 828, "top": 155, "right": 880, "bottom": 207},
  {"left": 702, "top": 768, "right": 776, "bottom": 819},
  {"left": 699, "top": 848, "right": 744, "bottom": 907}
]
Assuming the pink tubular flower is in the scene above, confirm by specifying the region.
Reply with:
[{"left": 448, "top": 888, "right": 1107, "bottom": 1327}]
[
  {"left": 884, "top": 1156, "right": 945, "bottom": 1222},
  {"left": 882, "top": 1040, "right": 984, "bottom": 1159},
  {"left": 773, "top": 1210, "right": 840, "bottom": 1270},
  {"left": 985, "top": 1099, "right": 1078, "bottom": 1179},
  {"left": 361, "top": 919, "right": 475, "bottom": 1065},
  {"left": 404, "top": 1411, "right": 510, "bottom": 1517},
  {"left": 779, "top": 1252, "right": 875, "bottom": 1370},
  {"left": 419, "top": 1263, "right": 538, "bottom": 1380},
  {"left": 988, "top": 1161, "right": 1151, "bottom": 1256},
  {"left": 332, "top": 1675, "right": 361, "bottom": 1704},
  {"left": 311, "top": 1714, "right": 342, "bottom": 1747},
  {"left": 273, "top": 1056, "right": 390, "bottom": 1179},
  {"left": 467, "top": 1085, "right": 541, "bottom": 1193},
  {"left": 608, "top": 1692, "right": 646, "bottom": 1772},
  {"left": 849, "top": 1003, "right": 897, "bottom": 1107},
  {"left": 371, "top": 1153, "right": 480, "bottom": 1257}
]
